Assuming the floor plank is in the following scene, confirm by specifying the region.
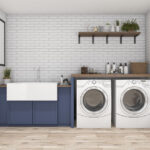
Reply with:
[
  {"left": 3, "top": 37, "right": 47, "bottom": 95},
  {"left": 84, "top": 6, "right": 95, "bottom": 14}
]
[{"left": 0, "top": 127, "right": 150, "bottom": 150}]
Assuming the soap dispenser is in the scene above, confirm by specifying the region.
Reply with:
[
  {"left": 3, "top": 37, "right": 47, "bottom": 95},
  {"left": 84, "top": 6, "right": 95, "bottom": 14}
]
[
  {"left": 119, "top": 63, "right": 123, "bottom": 74},
  {"left": 60, "top": 75, "right": 63, "bottom": 85},
  {"left": 106, "top": 62, "right": 110, "bottom": 74},
  {"left": 124, "top": 63, "right": 129, "bottom": 74},
  {"left": 112, "top": 62, "right": 116, "bottom": 73}
]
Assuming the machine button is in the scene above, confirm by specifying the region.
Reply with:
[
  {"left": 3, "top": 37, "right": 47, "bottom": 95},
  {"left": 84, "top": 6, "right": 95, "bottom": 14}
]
[
  {"left": 132, "top": 80, "right": 136, "bottom": 84},
  {"left": 92, "top": 80, "right": 96, "bottom": 84}
]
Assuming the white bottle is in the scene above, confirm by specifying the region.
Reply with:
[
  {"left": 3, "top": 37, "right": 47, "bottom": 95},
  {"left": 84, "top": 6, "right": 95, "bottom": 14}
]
[
  {"left": 60, "top": 75, "right": 63, "bottom": 85},
  {"left": 111, "top": 25, "right": 115, "bottom": 32},
  {"left": 112, "top": 62, "right": 116, "bottom": 73},
  {"left": 124, "top": 63, "right": 129, "bottom": 74},
  {"left": 119, "top": 63, "right": 123, "bottom": 74},
  {"left": 110, "top": 64, "right": 114, "bottom": 74},
  {"left": 106, "top": 62, "right": 110, "bottom": 74}
]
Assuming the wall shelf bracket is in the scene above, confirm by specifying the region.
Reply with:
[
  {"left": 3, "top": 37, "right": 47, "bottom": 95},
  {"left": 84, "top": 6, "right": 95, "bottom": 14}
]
[
  {"left": 120, "top": 35, "right": 123, "bottom": 44},
  {"left": 106, "top": 35, "right": 109, "bottom": 44},
  {"left": 134, "top": 36, "right": 136, "bottom": 44},
  {"left": 78, "top": 35, "right": 80, "bottom": 44},
  {"left": 92, "top": 35, "right": 94, "bottom": 44}
]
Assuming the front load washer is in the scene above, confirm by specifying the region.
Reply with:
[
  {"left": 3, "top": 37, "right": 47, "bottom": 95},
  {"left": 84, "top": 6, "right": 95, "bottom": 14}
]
[
  {"left": 115, "top": 79, "right": 150, "bottom": 128},
  {"left": 76, "top": 79, "right": 111, "bottom": 128}
]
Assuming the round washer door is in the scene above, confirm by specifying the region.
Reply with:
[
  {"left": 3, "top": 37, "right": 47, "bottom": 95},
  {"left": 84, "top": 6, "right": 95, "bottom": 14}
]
[
  {"left": 80, "top": 87, "right": 108, "bottom": 116},
  {"left": 121, "top": 87, "right": 148, "bottom": 115}
]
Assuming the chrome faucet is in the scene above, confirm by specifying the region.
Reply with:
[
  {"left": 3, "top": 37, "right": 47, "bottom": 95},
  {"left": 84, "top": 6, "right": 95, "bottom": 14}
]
[{"left": 36, "top": 67, "right": 40, "bottom": 82}]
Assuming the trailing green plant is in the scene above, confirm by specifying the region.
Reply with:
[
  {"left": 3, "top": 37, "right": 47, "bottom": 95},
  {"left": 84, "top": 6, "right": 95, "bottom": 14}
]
[
  {"left": 106, "top": 23, "right": 110, "bottom": 25},
  {"left": 116, "top": 20, "right": 120, "bottom": 26},
  {"left": 3, "top": 68, "right": 11, "bottom": 79},
  {"left": 121, "top": 19, "right": 140, "bottom": 32}
]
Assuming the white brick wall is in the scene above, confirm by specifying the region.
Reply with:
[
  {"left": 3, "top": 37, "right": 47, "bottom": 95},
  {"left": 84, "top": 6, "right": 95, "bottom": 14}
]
[
  {"left": 146, "top": 12, "right": 150, "bottom": 73},
  {"left": 3, "top": 14, "right": 146, "bottom": 82}
]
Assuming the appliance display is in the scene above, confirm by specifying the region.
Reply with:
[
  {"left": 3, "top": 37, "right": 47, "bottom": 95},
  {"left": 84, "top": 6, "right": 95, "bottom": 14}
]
[
  {"left": 76, "top": 79, "right": 111, "bottom": 128},
  {"left": 114, "top": 80, "right": 150, "bottom": 128}
]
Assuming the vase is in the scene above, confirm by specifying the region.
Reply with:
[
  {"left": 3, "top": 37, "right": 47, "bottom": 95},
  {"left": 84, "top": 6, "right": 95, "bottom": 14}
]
[
  {"left": 4, "top": 79, "right": 11, "bottom": 84},
  {"left": 111, "top": 26, "right": 115, "bottom": 32},
  {"left": 116, "top": 26, "right": 120, "bottom": 32},
  {"left": 103, "top": 25, "right": 111, "bottom": 32}
]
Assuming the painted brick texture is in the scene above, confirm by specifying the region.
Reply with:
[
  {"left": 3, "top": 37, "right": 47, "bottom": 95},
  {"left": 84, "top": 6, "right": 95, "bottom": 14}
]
[{"left": 2, "top": 14, "right": 145, "bottom": 82}]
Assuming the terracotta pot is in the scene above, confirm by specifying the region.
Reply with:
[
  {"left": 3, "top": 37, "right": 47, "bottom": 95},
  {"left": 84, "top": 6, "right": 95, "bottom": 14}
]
[{"left": 128, "top": 30, "right": 136, "bottom": 32}]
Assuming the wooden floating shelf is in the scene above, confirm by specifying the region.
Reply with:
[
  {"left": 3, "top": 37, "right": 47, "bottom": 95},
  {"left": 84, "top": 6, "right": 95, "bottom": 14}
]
[
  {"left": 71, "top": 74, "right": 150, "bottom": 78},
  {"left": 78, "top": 32, "right": 141, "bottom": 44}
]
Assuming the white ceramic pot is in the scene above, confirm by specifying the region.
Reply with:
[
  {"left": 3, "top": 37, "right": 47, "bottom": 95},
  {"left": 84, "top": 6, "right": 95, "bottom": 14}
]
[
  {"left": 111, "top": 26, "right": 115, "bottom": 32},
  {"left": 103, "top": 25, "right": 111, "bottom": 32},
  {"left": 4, "top": 79, "right": 11, "bottom": 85},
  {"left": 116, "top": 26, "right": 120, "bottom": 32}
]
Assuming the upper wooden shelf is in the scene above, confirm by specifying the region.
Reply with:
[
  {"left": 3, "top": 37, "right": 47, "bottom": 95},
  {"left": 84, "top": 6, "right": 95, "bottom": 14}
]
[{"left": 78, "top": 32, "right": 141, "bottom": 44}]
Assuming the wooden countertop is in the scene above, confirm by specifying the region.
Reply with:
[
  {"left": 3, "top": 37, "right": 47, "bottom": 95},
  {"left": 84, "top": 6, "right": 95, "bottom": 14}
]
[
  {"left": 71, "top": 74, "right": 150, "bottom": 78},
  {"left": 57, "top": 85, "right": 71, "bottom": 87},
  {"left": 0, "top": 84, "right": 6, "bottom": 87},
  {"left": 0, "top": 84, "right": 71, "bottom": 88}
]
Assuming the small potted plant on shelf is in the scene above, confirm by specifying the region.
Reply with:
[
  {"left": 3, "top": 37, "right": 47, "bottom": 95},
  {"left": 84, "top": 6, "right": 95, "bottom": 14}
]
[
  {"left": 103, "top": 23, "right": 111, "bottom": 32},
  {"left": 121, "top": 19, "right": 140, "bottom": 32},
  {"left": 116, "top": 20, "right": 120, "bottom": 32},
  {"left": 3, "top": 68, "right": 11, "bottom": 84}
]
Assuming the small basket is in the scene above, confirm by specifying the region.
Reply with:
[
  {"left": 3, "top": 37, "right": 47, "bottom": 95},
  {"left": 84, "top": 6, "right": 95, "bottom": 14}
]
[{"left": 130, "top": 62, "right": 147, "bottom": 74}]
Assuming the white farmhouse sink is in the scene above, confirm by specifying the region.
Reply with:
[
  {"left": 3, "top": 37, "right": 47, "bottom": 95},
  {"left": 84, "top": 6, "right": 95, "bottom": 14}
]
[{"left": 7, "top": 82, "right": 57, "bottom": 101}]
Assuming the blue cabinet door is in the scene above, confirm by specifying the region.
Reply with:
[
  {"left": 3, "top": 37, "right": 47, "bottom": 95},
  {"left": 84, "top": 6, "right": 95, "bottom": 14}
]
[
  {"left": 7, "top": 102, "right": 32, "bottom": 125},
  {"left": 58, "top": 87, "right": 71, "bottom": 126},
  {"left": 33, "top": 102, "right": 57, "bottom": 125},
  {"left": 0, "top": 87, "right": 7, "bottom": 125}
]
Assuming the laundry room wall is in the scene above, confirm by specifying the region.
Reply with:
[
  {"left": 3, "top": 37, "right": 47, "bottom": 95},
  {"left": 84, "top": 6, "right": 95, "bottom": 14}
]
[
  {"left": 146, "top": 12, "right": 150, "bottom": 73},
  {"left": 5, "top": 14, "right": 145, "bottom": 82}
]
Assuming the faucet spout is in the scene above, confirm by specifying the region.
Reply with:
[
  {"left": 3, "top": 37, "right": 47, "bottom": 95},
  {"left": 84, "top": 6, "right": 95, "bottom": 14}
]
[{"left": 36, "top": 67, "right": 40, "bottom": 82}]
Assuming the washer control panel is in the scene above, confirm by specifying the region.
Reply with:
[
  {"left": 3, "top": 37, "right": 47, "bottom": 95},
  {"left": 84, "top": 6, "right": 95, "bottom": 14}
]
[
  {"left": 92, "top": 80, "right": 96, "bottom": 85},
  {"left": 132, "top": 80, "right": 137, "bottom": 84}
]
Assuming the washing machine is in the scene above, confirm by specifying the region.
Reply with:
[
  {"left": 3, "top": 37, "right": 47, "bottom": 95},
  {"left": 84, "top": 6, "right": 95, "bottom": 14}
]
[
  {"left": 76, "top": 79, "right": 111, "bottom": 128},
  {"left": 115, "top": 79, "right": 150, "bottom": 128}
]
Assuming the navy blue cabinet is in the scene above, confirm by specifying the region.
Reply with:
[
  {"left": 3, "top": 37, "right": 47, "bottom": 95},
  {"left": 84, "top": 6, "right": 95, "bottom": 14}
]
[
  {"left": 0, "top": 87, "right": 72, "bottom": 126},
  {"left": 0, "top": 87, "right": 7, "bottom": 125},
  {"left": 33, "top": 102, "right": 57, "bottom": 125},
  {"left": 7, "top": 102, "right": 32, "bottom": 125},
  {"left": 58, "top": 87, "right": 71, "bottom": 126}
]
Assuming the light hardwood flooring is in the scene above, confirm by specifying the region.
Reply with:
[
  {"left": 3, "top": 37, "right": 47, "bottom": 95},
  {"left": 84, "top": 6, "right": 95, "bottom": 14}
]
[{"left": 0, "top": 127, "right": 150, "bottom": 150}]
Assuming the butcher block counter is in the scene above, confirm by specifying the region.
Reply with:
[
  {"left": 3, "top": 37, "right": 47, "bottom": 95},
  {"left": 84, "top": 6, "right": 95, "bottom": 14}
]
[{"left": 71, "top": 74, "right": 150, "bottom": 78}]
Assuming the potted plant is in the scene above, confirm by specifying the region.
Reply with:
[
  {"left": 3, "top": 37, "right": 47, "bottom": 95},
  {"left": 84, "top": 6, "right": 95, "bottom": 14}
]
[
  {"left": 116, "top": 20, "right": 120, "bottom": 32},
  {"left": 121, "top": 19, "right": 140, "bottom": 32},
  {"left": 103, "top": 23, "right": 111, "bottom": 32},
  {"left": 3, "top": 68, "right": 11, "bottom": 84}
]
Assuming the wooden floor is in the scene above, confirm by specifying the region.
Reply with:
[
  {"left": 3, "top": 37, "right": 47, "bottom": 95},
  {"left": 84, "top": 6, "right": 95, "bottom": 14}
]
[{"left": 0, "top": 127, "right": 150, "bottom": 150}]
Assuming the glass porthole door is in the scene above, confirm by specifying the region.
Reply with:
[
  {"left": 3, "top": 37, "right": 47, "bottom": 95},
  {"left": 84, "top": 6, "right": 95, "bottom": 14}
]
[
  {"left": 82, "top": 89, "right": 106, "bottom": 112},
  {"left": 122, "top": 89, "right": 145, "bottom": 112}
]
